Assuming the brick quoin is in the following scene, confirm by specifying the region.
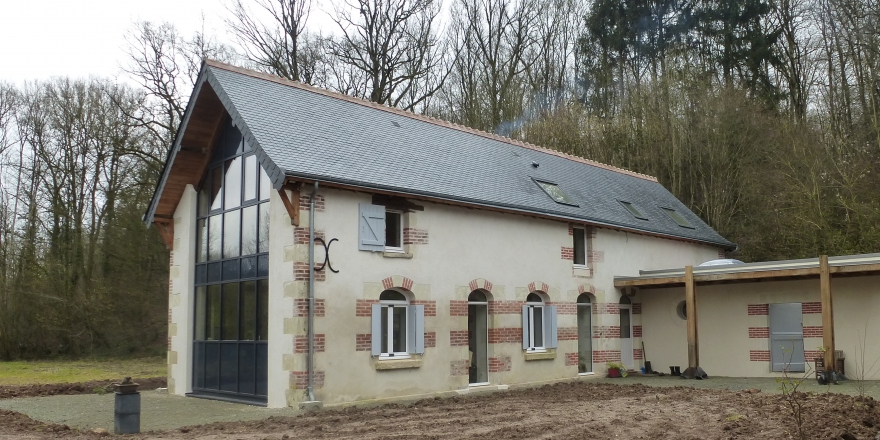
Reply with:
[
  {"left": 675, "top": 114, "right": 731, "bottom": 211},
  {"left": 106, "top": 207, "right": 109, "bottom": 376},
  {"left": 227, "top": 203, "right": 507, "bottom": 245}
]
[
  {"left": 355, "top": 299, "right": 378, "bottom": 317},
  {"left": 294, "top": 334, "right": 325, "bottom": 353},
  {"left": 488, "top": 327, "right": 523, "bottom": 344},
  {"left": 587, "top": 250, "right": 604, "bottom": 263},
  {"left": 804, "top": 350, "right": 823, "bottom": 361},
  {"left": 803, "top": 326, "right": 823, "bottom": 338},
  {"left": 748, "top": 327, "right": 769, "bottom": 338},
  {"left": 802, "top": 302, "right": 822, "bottom": 314},
  {"left": 293, "top": 299, "right": 325, "bottom": 317},
  {"left": 450, "top": 360, "right": 470, "bottom": 376},
  {"left": 633, "top": 325, "right": 642, "bottom": 338},
  {"left": 355, "top": 333, "right": 371, "bottom": 351},
  {"left": 557, "top": 327, "right": 578, "bottom": 341},
  {"left": 412, "top": 300, "right": 437, "bottom": 316},
  {"left": 403, "top": 228, "right": 429, "bottom": 245},
  {"left": 592, "top": 350, "right": 621, "bottom": 362},
  {"left": 425, "top": 331, "right": 436, "bottom": 348},
  {"left": 750, "top": 350, "right": 771, "bottom": 361},
  {"left": 488, "top": 300, "right": 524, "bottom": 315},
  {"left": 565, "top": 352, "right": 579, "bottom": 366},
  {"left": 632, "top": 303, "right": 642, "bottom": 314},
  {"left": 298, "top": 194, "right": 325, "bottom": 212},
  {"left": 294, "top": 228, "right": 325, "bottom": 244},
  {"left": 634, "top": 349, "right": 643, "bottom": 360},
  {"left": 595, "top": 303, "right": 619, "bottom": 314},
  {"left": 549, "top": 302, "right": 577, "bottom": 315},
  {"left": 560, "top": 247, "right": 574, "bottom": 260},
  {"left": 291, "top": 371, "right": 324, "bottom": 389},
  {"left": 488, "top": 356, "right": 511, "bottom": 372},
  {"left": 294, "top": 262, "right": 325, "bottom": 281},
  {"left": 450, "top": 300, "right": 468, "bottom": 316},
  {"left": 747, "top": 304, "right": 769, "bottom": 315},
  {"left": 593, "top": 326, "right": 621, "bottom": 339},
  {"left": 450, "top": 330, "right": 469, "bottom": 346}
]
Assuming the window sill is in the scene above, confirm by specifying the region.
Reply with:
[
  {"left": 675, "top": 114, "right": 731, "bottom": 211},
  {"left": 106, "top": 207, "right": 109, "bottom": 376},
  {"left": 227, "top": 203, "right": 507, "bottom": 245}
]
[
  {"left": 524, "top": 349, "right": 556, "bottom": 361},
  {"left": 383, "top": 251, "right": 413, "bottom": 259},
  {"left": 374, "top": 357, "right": 423, "bottom": 370},
  {"left": 572, "top": 266, "right": 592, "bottom": 277}
]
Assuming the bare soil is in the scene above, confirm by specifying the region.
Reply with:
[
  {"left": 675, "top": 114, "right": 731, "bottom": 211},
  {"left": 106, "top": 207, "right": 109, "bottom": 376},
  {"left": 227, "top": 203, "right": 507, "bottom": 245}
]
[
  {"left": 0, "top": 377, "right": 166, "bottom": 400},
  {"left": 2, "top": 382, "right": 879, "bottom": 439}
]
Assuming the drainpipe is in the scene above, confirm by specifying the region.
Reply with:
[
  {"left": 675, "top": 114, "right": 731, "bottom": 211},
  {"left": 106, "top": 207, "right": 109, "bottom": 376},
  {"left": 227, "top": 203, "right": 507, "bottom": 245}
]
[{"left": 307, "top": 181, "right": 319, "bottom": 403}]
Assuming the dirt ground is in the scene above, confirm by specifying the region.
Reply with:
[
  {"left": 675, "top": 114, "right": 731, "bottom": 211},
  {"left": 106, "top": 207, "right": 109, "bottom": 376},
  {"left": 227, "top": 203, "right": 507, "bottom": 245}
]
[
  {"left": 0, "top": 378, "right": 166, "bottom": 400},
  {"left": 2, "top": 382, "right": 879, "bottom": 439}
]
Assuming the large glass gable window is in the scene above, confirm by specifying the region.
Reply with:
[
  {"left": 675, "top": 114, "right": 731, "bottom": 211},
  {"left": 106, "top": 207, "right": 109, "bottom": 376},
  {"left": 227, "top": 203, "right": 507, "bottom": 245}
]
[{"left": 193, "top": 121, "right": 271, "bottom": 403}]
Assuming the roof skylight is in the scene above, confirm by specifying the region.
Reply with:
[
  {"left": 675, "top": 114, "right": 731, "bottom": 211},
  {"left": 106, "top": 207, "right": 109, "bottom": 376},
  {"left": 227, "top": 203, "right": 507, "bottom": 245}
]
[
  {"left": 619, "top": 201, "right": 647, "bottom": 220},
  {"left": 535, "top": 180, "right": 578, "bottom": 206},
  {"left": 661, "top": 207, "right": 693, "bottom": 228}
]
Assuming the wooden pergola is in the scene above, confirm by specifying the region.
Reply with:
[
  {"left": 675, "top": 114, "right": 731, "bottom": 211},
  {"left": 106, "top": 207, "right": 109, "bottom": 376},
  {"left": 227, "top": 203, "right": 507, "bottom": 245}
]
[{"left": 613, "top": 254, "right": 880, "bottom": 377}]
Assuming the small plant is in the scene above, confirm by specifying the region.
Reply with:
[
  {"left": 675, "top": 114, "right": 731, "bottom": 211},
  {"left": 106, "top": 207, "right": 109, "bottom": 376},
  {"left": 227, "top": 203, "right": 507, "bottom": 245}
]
[
  {"left": 776, "top": 345, "right": 813, "bottom": 440},
  {"left": 606, "top": 361, "right": 628, "bottom": 378},
  {"left": 852, "top": 321, "right": 880, "bottom": 398},
  {"left": 92, "top": 386, "right": 109, "bottom": 395}
]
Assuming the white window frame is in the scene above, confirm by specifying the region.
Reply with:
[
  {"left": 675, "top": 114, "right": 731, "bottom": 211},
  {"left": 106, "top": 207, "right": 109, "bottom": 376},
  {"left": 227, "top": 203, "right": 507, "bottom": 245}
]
[
  {"left": 379, "top": 299, "right": 410, "bottom": 359},
  {"left": 384, "top": 210, "right": 404, "bottom": 253},
  {"left": 526, "top": 300, "right": 546, "bottom": 352},
  {"left": 572, "top": 227, "right": 587, "bottom": 268}
]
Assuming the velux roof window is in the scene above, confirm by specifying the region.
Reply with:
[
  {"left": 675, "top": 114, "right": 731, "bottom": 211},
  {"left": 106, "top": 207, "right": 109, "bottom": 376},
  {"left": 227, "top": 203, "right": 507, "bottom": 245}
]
[
  {"left": 661, "top": 207, "right": 694, "bottom": 228},
  {"left": 619, "top": 201, "right": 647, "bottom": 220},
  {"left": 535, "top": 180, "right": 578, "bottom": 206}
]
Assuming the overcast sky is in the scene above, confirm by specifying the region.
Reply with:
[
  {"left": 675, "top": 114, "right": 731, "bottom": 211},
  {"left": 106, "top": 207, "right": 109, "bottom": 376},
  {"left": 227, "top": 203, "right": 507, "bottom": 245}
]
[{"left": 0, "top": 0, "right": 336, "bottom": 85}]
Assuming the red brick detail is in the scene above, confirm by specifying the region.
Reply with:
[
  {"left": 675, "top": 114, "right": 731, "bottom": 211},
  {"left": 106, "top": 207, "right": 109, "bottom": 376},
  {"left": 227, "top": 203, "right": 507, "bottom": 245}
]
[
  {"left": 381, "top": 276, "right": 414, "bottom": 291},
  {"left": 593, "top": 350, "right": 621, "bottom": 362},
  {"left": 527, "top": 281, "right": 549, "bottom": 293},
  {"left": 356, "top": 333, "right": 372, "bottom": 351},
  {"left": 557, "top": 327, "right": 578, "bottom": 341},
  {"left": 634, "top": 349, "right": 643, "bottom": 360},
  {"left": 425, "top": 331, "right": 436, "bottom": 348},
  {"left": 561, "top": 247, "right": 574, "bottom": 260},
  {"left": 803, "top": 326, "right": 823, "bottom": 338},
  {"left": 632, "top": 303, "right": 642, "bottom": 314},
  {"left": 549, "top": 301, "right": 577, "bottom": 315},
  {"left": 595, "top": 303, "right": 619, "bottom": 314},
  {"left": 488, "top": 300, "right": 524, "bottom": 315},
  {"left": 565, "top": 352, "right": 579, "bottom": 366},
  {"left": 594, "top": 326, "right": 620, "bottom": 339},
  {"left": 450, "top": 359, "right": 470, "bottom": 376},
  {"left": 403, "top": 228, "right": 429, "bottom": 245},
  {"left": 294, "top": 334, "right": 325, "bottom": 353},
  {"left": 298, "top": 194, "right": 325, "bottom": 211},
  {"left": 290, "top": 371, "right": 324, "bottom": 389},
  {"left": 489, "top": 356, "right": 511, "bottom": 372},
  {"left": 167, "top": 336, "right": 171, "bottom": 350},
  {"left": 805, "top": 350, "right": 823, "bottom": 361},
  {"left": 412, "top": 300, "right": 436, "bottom": 316},
  {"left": 633, "top": 325, "right": 642, "bottom": 338},
  {"left": 750, "top": 350, "right": 770, "bottom": 361},
  {"left": 467, "top": 278, "right": 495, "bottom": 293},
  {"left": 450, "top": 330, "right": 469, "bottom": 346},
  {"left": 748, "top": 304, "right": 769, "bottom": 315},
  {"left": 293, "top": 299, "right": 325, "bottom": 317},
  {"left": 294, "top": 227, "right": 324, "bottom": 244},
  {"left": 802, "top": 302, "right": 822, "bottom": 314},
  {"left": 294, "top": 262, "right": 325, "bottom": 281},
  {"left": 587, "top": 250, "right": 604, "bottom": 263},
  {"left": 450, "top": 300, "right": 469, "bottom": 316},
  {"left": 568, "top": 224, "right": 574, "bottom": 236},
  {"left": 578, "top": 284, "right": 596, "bottom": 295},
  {"left": 488, "top": 327, "right": 523, "bottom": 344},
  {"left": 748, "top": 327, "right": 769, "bottom": 338},
  {"left": 355, "top": 299, "right": 378, "bottom": 317}
]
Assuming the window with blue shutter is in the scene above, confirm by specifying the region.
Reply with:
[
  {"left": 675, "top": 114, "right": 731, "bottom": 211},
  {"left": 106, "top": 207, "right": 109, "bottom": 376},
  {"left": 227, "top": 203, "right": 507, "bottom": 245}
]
[{"left": 359, "top": 204, "right": 385, "bottom": 251}]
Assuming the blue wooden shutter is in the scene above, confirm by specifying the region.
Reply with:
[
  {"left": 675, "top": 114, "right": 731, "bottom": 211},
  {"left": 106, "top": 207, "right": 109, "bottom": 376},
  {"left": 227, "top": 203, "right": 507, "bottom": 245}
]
[
  {"left": 359, "top": 204, "right": 385, "bottom": 251},
  {"left": 371, "top": 304, "right": 382, "bottom": 356},
  {"left": 522, "top": 305, "right": 530, "bottom": 350},
  {"left": 408, "top": 305, "right": 425, "bottom": 354},
  {"left": 544, "top": 306, "right": 558, "bottom": 348}
]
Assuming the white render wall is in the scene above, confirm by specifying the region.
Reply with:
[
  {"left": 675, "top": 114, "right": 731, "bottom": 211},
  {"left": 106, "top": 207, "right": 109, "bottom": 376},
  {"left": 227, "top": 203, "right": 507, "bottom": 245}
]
[
  {"left": 167, "top": 185, "right": 197, "bottom": 395},
  {"left": 641, "top": 275, "right": 880, "bottom": 380}
]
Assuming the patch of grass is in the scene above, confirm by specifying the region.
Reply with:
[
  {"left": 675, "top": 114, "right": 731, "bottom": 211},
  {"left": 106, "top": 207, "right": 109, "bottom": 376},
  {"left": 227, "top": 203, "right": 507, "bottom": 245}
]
[{"left": 0, "top": 357, "right": 165, "bottom": 386}]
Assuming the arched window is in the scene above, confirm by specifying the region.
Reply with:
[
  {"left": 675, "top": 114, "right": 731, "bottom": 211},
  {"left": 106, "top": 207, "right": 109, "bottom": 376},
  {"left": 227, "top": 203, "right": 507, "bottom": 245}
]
[
  {"left": 378, "top": 290, "right": 409, "bottom": 357},
  {"left": 577, "top": 293, "right": 593, "bottom": 373},
  {"left": 468, "top": 291, "right": 487, "bottom": 302},
  {"left": 523, "top": 293, "right": 557, "bottom": 352}
]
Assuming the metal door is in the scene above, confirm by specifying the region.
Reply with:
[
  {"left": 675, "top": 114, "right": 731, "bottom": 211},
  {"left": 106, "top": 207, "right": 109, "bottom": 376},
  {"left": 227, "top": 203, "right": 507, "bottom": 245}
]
[
  {"left": 769, "top": 303, "right": 805, "bottom": 372},
  {"left": 619, "top": 304, "right": 633, "bottom": 369}
]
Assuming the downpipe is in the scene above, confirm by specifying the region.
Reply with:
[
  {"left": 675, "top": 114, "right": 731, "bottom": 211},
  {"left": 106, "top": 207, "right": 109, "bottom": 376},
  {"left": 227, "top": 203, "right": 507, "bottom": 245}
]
[{"left": 307, "top": 181, "right": 318, "bottom": 402}]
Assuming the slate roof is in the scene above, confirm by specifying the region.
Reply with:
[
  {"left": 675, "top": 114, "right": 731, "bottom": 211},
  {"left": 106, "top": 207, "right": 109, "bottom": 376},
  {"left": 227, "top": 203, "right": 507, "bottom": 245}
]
[{"left": 147, "top": 61, "right": 735, "bottom": 249}]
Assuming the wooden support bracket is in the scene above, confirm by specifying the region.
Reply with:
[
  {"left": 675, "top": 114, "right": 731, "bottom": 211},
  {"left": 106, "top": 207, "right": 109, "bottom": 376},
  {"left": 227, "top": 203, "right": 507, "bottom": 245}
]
[
  {"left": 278, "top": 182, "right": 302, "bottom": 226},
  {"left": 154, "top": 220, "right": 174, "bottom": 250}
]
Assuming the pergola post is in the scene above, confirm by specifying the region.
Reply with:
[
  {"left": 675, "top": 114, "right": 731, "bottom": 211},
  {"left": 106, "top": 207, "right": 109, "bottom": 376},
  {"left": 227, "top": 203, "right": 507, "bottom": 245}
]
[
  {"left": 682, "top": 265, "right": 706, "bottom": 379},
  {"left": 819, "top": 255, "right": 835, "bottom": 371}
]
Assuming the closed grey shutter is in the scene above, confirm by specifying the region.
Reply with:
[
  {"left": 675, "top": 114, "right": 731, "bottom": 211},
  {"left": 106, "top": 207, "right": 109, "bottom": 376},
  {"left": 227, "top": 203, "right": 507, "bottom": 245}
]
[
  {"left": 408, "top": 305, "right": 425, "bottom": 354},
  {"left": 371, "top": 304, "right": 382, "bottom": 356},
  {"left": 544, "top": 306, "right": 558, "bottom": 348},
  {"left": 522, "top": 305, "right": 530, "bottom": 350},
  {"left": 359, "top": 204, "right": 385, "bottom": 251}
]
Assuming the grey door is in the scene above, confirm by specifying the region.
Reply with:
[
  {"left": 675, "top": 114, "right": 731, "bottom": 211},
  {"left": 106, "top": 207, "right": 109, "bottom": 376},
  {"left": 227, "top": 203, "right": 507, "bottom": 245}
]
[{"left": 769, "top": 303, "right": 805, "bottom": 372}]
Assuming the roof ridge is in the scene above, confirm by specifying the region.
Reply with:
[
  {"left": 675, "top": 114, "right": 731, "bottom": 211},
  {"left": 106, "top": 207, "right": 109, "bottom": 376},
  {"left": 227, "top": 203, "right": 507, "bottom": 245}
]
[{"left": 206, "top": 60, "right": 658, "bottom": 182}]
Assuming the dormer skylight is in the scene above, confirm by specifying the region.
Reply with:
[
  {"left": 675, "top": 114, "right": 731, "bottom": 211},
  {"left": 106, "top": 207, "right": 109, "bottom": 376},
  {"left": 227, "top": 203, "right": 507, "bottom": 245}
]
[
  {"left": 661, "top": 207, "right": 694, "bottom": 228},
  {"left": 534, "top": 180, "right": 578, "bottom": 206},
  {"left": 619, "top": 201, "right": 647, "bottom": 220}
]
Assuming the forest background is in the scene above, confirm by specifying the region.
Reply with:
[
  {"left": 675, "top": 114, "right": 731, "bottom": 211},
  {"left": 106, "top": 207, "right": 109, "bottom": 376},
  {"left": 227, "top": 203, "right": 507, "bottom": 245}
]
[{"left": 0, "top": 0, "right": 877, "bottom": 359}]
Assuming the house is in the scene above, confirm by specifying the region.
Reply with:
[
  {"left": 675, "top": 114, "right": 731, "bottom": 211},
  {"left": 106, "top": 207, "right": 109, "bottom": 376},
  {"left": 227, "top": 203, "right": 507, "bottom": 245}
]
[{"left": 145, "top": 60, "right": 734, "bottom": 408}]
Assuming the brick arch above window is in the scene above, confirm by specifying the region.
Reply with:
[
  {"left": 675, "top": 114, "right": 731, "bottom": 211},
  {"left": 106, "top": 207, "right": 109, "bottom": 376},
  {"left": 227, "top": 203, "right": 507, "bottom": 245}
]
[
  {"left": 578, "top": 284, "right": 597, "bottom": 295},
  {"left": 526, "top": 281, "right": 550, "bottom": 296},
  {"left": 468, "top": 278, "right": 496, "bottom": 294},
  {"left": 381, "top": 275, "right": 415, "bottom": 292}
]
